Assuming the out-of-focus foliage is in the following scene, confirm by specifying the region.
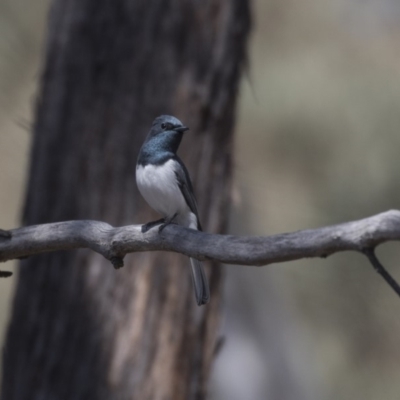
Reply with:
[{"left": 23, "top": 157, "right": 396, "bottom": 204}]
[
  {"left": 1, "top": 0, "right": 400, "bottom": 399},
  {"left": 212, "top": 1, "right": 400, "bottom": 400}
]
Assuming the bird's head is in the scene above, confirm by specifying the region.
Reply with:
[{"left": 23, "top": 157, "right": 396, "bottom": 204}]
[
  {"left": 145, "top": 115, "right": 189, "bottom": 153},
  {"left": 151, "top": 115, "right": 189, "bottom": 135}
]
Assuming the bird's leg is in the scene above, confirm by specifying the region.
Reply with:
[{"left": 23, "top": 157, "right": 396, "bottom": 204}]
[
  {"left": 158, "top": 213, "right": 178, "bottom": 233},
  {"left": 141, "top": 218, "right": 165, "bottom": 233}
]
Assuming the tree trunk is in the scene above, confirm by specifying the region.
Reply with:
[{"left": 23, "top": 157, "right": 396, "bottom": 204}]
[{"left": 1, "top": 0, "right": 250, "bottom": 399}]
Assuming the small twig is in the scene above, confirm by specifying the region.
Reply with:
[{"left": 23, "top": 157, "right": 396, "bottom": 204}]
[
  {"left": 363, "top": 248, "right": 400, "bottom": 297},
  {"left": 0, "top": 230, "right": 13, "bottom": 277},
  {"left": 110, "top": 256, "right": 124, "bottom": 269},
  {"left": 0, "top": 229, "right": 11, "bottom": 239}
]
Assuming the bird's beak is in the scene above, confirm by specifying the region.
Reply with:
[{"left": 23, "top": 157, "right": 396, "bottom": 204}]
[{"left": 174, "top": 126, "right": 189, "bottom": 133}]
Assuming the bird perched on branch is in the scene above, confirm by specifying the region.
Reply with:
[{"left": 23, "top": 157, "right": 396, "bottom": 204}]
[{"left": 136, "top": 115, "right": 210, "bottom": 306}]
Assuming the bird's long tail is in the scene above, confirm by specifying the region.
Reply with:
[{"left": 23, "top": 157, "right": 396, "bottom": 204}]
[{"left": 190, "top": 257, "right": 210, "bottom": 306}]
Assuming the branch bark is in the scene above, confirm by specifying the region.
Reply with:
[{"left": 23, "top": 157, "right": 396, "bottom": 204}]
[{"left": 1, "top": 210, "right": 399, "bottom": 268}]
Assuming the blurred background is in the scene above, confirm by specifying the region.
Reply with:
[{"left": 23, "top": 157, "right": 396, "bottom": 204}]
[{"left": 1, "top": 0, "right": 400, "bottom": 399}]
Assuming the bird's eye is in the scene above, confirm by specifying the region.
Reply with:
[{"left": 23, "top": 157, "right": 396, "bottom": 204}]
[{"left": 161, "top": 123, "right": 166, "bottom": 129}]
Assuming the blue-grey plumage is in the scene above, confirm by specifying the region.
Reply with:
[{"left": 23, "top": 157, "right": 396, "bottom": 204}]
[{"left": 136, "top": 115, "right": 210, "bottom": 306}]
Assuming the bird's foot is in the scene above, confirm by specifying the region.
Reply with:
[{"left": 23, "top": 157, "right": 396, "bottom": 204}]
[
  {"left": 141, "top": 218, "right": 165, "bottom": 233},
  {"left": 158, "top": 213, "right": 178, "bottom": 233}
]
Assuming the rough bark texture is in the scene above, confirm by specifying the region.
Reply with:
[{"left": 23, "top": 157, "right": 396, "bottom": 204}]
[
  {"left": 1, "top": 1, "right": 250, "bottom": 399},
  {"left": 1, "top": 210, "right": 400, "bottom": 266}
]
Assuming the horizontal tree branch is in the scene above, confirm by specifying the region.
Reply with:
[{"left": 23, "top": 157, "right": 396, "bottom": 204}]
[{"left": 0, "top": 210, "right": 399, "bottom": 270}]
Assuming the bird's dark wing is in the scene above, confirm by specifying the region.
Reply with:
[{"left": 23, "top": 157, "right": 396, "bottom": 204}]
[{"left": 173, "top": 156, "right": 202, "bottom": 231}]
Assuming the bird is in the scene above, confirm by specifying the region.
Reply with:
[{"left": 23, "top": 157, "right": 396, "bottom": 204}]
[{"left": 136, "top": 115, "right": 210, "bottom": 306}]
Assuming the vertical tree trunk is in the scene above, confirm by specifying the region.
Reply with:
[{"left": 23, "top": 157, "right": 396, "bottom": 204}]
[{"left": 2, "top": 1, "right": 250, "bottom": 399}]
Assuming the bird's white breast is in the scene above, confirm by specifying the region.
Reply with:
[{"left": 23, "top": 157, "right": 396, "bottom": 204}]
[{"left": 136, "top": 159, "right": 190, "bottom": 221}]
